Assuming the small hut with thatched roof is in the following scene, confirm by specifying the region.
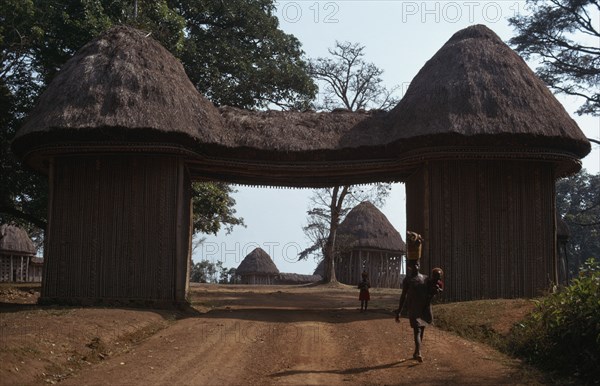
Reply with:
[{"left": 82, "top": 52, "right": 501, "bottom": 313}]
[
  {"left": 236, "top": 248, "right": 280, "bottom": 285},
  {"left": 0, "top": 224, "right": 38, "bottom": 282},
  {"left": 335, "top": 202, "right": 406, "bottom": 288}
]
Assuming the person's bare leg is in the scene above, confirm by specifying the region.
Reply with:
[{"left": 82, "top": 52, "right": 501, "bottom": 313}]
[{"left": 413, "top": 327, "right": 423, "bottom": 361}]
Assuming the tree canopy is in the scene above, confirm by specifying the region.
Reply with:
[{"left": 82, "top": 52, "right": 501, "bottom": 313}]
[
  {"left": 509, "top": 0, "right": 600, "bottom": 116},
  {"left": 309, "top": 41, "right": 399, "bottom": 111},
  {"left": 0, "top": 0, "right": 315, "bottom": 240},
  {"left": 190, "top": 259, "right": 237, "bottom": 283},
  {"left": 556, "top": 169, "right": 600, "bottom": 274}
]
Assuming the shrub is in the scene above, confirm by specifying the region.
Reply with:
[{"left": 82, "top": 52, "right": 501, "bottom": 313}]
[{"left": 507, "top": 258, "right": 600, "bottom": 382}]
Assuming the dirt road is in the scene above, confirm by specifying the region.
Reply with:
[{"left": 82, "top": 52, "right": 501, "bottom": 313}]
[{"left": 48, "top": 285, "right": 536, "bottom": 385}]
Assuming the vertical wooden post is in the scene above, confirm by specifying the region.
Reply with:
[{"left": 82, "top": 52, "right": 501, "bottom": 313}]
[{"left": 174, "top": 159, "right": 191, "bottom": 303}]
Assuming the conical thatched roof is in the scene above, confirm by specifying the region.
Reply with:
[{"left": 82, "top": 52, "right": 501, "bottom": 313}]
[
  {"left": 337, "top": 202, "right": 405, "bottom": 253},
  {"left": 13, "top": 25, "right": 223, "bottom": 158},
  {"left": 383, "top": 24, "right": 590, "bottom": 158},
  {"left": 236, "top": 248, "right": 279, "bottom": 275},
  {"left": 0, "top": 224, "right": 36, "bottom": 256}
]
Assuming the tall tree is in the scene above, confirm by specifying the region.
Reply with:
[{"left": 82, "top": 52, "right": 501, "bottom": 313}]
[
  {"left": 177, "top": 0, "right": 316, "bottom": 109},
  {"left": 309, "top": 41, "right": 399, "bottom": 111},
  {"left": 509, "top": 0, "right": 600, "bottom": 115},
  {"left": 556, "top": 169, "right": 600, "bottom": 274},
  {"left": 0, "top": 0, "right": 315, "bottom": 242},
  {"left": 301, "top": 41, "right": 397, "bottom": 282}
]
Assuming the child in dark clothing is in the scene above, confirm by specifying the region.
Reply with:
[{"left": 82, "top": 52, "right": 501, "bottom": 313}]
[
  {"left": 429, "top": 268, "right": 444, "bottom": 296},
  {"left": 358, "top": 271, "right": 371, "bottom": 312}
]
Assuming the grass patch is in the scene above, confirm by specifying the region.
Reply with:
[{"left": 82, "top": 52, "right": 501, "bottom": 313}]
[{"left": 433, "top": 299, "right": 535, "bottom": 350}]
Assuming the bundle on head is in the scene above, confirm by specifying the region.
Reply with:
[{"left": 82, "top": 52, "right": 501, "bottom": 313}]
[{"left": 406, "top": 231, "right": 423, "bottom": 260}]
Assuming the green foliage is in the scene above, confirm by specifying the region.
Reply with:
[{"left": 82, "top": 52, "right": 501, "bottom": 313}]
[
  {"left": 219, "top": 266, "right": 237, "bottom": 284},
  {"left": 190, "top": 259, "right": 236, "bottom": 284},
  {"left": 509, "top": 0, "right": 600, "bottom": 116},
  {"left": 191, "top": 182, "right": 245, "bottom": 235},
  {"left": 178, "top": 0, "right": 316, "bottom": 109},
  {"left": 507, "top": 258, "right": 600, "bottom": 382},
  {"left": 556, "top": 170, "right": 600, "bottom": 274},
  {"left": 2, "top": 0, "right": 313, "bottom": 240},
  {"left": 190, "top": 259, "right": 217, "bottom": 283},
  {"left": 0, "top": 0, "right": 48, "bottom": 230}
]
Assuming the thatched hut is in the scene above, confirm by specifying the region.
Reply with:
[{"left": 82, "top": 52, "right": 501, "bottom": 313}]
[
  {"left": 335, "top": 202, "right": 406, "bottom": 288},
  {"left": 392, "top": 25, "right": 590, "bottom": 301},
  {"left": 0, "top": 224, "right": 38, "bottom": 282},
  {"left": 236, "top": 248, "right": 280, "bottom": 285}
]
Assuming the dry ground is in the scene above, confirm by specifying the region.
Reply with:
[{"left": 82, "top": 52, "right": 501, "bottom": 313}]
[{"left": 1, "top": 283, "right": 543, "bottom": 385}]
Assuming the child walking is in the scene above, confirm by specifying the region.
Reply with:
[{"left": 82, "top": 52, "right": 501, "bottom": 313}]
[
  {"left": 429, "top": 268, "right": 444, "bottom": 296},
  {"left": 358, "top": 271, "right": 371, "bottom": 312}
]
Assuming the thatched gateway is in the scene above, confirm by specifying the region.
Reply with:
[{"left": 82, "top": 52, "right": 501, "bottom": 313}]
[
  {"left": 12, "top": 25, "right": 590, "bottom": 305},
  {"left": 236, "top": 248, "right": 279, "bottom": 285},
  {"left": 0, "top": 224, "right": 39, "bottom": 282},
  {"left": 335, "top": 202, "right": 406, "bottom": 288}
]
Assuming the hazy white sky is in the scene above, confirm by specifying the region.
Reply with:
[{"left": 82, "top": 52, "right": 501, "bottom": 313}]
[{"left": 195, "top": 1, "right": 600, "bottom": 275}]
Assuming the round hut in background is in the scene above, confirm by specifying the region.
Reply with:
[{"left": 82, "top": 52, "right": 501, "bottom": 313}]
[
  {"left": 335, "top": 202, "right": 406, "bottom": 288},
  {"left": 389, "top": 25, "right": 590, "bottom": 301},
  {"left": 0, "top": 224, "right": 38, "bottom": 282},
  {"left": 236, "top": 248, "right": 280, "bottom": 285}
]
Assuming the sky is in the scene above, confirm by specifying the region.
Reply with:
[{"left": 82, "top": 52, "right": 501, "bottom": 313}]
[{"left": 194, "top": 1, "right": 600, "bottom": 275}]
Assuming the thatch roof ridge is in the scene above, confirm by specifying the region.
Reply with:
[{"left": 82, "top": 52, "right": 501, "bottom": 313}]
[
  {"left": 218, "top": 106, "right": 385, "bottom": 151},
  {"left": 236, "top": 247, "right": 280, "bottom": 275},
  {"left": 337, "top": 201, "right": 406, "bottom": 253},
  {"left": 13, "top": 25, "right": 223, "bottom": 156},
  {"left": 276, "top": 272, "right": 322, "bottom": 284},
  {"left": 0, "top": 224, "right": 36, "bottom": 256},
  {"left": 382, "top": 24, "right": 590, "bottom": 158}
]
